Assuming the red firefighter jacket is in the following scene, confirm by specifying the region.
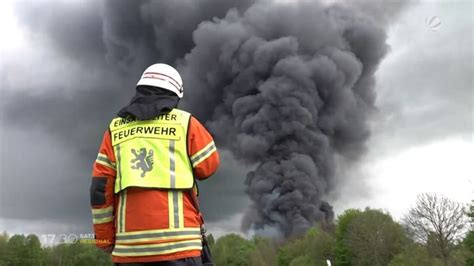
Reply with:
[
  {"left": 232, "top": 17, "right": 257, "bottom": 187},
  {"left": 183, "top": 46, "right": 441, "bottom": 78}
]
[{"left": 90, "top": 115, "right": 219, "bottom": 263}]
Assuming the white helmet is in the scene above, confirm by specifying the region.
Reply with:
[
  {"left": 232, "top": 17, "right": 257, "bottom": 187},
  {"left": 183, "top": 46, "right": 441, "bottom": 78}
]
[{"left": 136, "top": 63, "right": 184, "bottom": 98}]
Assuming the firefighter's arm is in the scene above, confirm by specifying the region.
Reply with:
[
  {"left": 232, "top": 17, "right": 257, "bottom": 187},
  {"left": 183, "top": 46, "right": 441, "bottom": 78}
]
[
  {"left": 187, "top": 116, "right": 220, "bottom": 180},
  {"left": 90, "top": 130, "right": 116, "bottom": 251}
]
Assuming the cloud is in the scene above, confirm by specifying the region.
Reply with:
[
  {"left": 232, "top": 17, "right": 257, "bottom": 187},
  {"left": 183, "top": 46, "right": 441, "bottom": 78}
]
[
  {"left": 12, "top": 0, "right": 105, "bottom": 66},
  {"left": 1, "top": 0, "right": 254, "bottom": 234},
  {"left": 372, "top": 0, "right": 473, "bottom": 152}
]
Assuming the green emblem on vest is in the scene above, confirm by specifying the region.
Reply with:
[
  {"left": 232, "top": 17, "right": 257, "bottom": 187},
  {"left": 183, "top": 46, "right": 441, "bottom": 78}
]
[{"left": 130, "top": 148, "right": 154, "bottom": 177}]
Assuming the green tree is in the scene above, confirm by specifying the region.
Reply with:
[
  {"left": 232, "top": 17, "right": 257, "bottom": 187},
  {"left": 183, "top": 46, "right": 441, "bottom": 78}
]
[
  {"left": 41, "top": 246, "right": 55, "bottom": 266},
  {"left": 449, "top": 244, "right": 472, "bottom": 266},
  {"left": 465, "top": 201, "right": 474, "bottom": 266},
  {"left": 207, "top": 233, "right": 216, "bottom": 249},
  {"left": 345, "top": 208, "right": 407, "bottom": 266},
  {"left": 289, "top": 255, "right": 317, "bottom": 266},
  {"left": 5, "top": 234, "right": 28, "bottom": 265},
  {"left": 465, "top": 232, "right": 474, "bottom": 266},
  {"left": 334, "top": 209, "right": 362, "bottom": 266},
  {"left": 70, "top": 241, "right": 112, "bottom": 266},
  {"left": 278, "top": 226, "right": 334, "bottom": 266},
  {"left": 388, "top": 243, "right": 442, "bottom": 266},
  {"left": 212, "top": 234, "right": 265, "bottom": 266},
  {"left": 253, "top": 236, "right": 277, "bottom": 266},
  {"left": 24, "top": 234, "right": 44, "bottom": 265},
  {"left": 0, "top": 232, "right": 113, "bottom": 266},
  {"left": 47, "top": 241, "right": 112, "bottom": 266},
  {"left": 0, "top": 231, "right": 9, "bottom": 265}
]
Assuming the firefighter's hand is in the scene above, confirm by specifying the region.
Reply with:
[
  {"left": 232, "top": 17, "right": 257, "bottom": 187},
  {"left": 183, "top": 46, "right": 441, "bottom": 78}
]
[{"left": 102, "top": 245, "right": 114, "bottom": 254}]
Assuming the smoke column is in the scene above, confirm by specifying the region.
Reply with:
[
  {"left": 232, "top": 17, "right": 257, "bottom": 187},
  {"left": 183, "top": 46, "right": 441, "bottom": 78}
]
[{"left": 179, "top": 0, "right": 394, "bottom": 237}]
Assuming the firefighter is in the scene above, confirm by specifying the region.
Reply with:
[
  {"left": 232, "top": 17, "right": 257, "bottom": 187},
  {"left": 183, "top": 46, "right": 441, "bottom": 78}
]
[{"left": 90, "top": 63, "right": 219, "bottom": 265}]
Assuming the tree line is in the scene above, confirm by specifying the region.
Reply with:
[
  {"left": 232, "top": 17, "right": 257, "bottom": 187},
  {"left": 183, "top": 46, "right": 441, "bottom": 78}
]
[{"left": 0, "top": 193, "right": 472, "bottom": 266}]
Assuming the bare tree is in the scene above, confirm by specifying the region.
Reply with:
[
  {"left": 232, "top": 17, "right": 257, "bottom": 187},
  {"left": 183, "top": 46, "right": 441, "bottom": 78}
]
[{"left": 403, "top": 193, "right": 468, "bottom": 266}]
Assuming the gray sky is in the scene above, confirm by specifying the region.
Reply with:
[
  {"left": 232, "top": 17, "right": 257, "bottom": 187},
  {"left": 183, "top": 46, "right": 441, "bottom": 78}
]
[
  {"left": 378, "top": 0, "right": 472, "bottom": 212},
  {"left": 0, "top": 0, "right": 472, "bottom": 239},
  {"left": 329, "top": 0, "right": 473, "bottom": 218}
]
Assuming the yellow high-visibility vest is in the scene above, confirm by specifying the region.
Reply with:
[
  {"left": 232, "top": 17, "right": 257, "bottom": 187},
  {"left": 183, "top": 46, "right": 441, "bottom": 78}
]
[{"left": 109, "top": 108, "right": 194, "bottom": 193}]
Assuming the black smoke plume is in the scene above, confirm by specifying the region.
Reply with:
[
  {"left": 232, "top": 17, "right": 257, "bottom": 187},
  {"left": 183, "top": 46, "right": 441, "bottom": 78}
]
[{"left": 179, "top": 1, "right": 396, "bottom": 237}]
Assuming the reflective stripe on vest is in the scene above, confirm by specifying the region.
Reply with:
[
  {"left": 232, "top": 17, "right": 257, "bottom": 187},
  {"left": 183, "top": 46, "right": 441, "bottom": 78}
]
[
  {"left": 116, "top": 190, "right": 127, "bottom": 233},
  {"left": 109, "top": 109, "right": 194, "bottom": 193}
]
